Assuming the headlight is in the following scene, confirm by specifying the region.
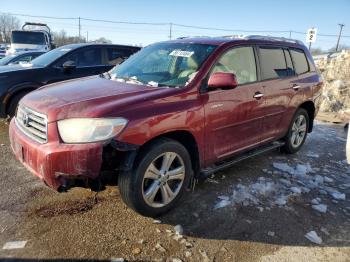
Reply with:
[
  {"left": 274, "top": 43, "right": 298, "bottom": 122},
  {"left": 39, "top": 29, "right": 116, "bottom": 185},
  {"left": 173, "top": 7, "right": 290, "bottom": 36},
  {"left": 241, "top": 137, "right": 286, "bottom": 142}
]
[{"left": 57, "top": 118, "right": 128, "bottom": 143}]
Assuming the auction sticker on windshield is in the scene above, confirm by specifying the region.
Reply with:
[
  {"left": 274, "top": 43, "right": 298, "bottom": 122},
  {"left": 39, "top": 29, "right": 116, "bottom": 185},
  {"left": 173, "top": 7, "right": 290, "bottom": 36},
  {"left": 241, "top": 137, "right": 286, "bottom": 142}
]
[{"left": 170, "top": 50, "right": 194, "bottom": 57}]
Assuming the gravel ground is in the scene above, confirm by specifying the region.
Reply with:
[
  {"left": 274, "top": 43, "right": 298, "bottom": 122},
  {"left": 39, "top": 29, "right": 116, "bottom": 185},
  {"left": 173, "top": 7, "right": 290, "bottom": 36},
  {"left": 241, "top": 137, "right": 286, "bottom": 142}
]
[{"left": 0, "top": 118, "right": 349, "bottom": 262}]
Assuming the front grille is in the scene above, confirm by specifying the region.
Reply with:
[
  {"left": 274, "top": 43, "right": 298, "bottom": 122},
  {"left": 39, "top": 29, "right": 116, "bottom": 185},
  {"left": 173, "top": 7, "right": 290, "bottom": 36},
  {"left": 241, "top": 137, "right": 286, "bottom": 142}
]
[{"left": 16, "top": 105, "right": 48, "bottom": 144}]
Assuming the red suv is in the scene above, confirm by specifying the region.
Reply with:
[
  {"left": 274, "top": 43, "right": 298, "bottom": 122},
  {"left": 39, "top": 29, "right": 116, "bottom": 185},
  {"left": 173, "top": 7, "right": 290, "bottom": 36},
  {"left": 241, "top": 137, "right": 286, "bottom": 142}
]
[{"left": 10, "top": 36, "right": 323, "bottom": 216}]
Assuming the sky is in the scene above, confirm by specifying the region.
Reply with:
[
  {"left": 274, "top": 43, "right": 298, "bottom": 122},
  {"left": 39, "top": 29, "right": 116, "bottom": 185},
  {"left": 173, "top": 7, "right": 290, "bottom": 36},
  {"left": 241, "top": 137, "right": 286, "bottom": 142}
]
[{"left": 2, "top": 0, "right": 350, "bottom": 50}]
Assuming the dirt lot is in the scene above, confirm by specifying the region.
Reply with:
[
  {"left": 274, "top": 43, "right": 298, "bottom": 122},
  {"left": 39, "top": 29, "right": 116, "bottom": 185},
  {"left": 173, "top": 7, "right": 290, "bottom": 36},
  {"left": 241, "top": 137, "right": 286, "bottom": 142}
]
[{"left": 0, "top": 118, "right": 350, "bottom": 262}]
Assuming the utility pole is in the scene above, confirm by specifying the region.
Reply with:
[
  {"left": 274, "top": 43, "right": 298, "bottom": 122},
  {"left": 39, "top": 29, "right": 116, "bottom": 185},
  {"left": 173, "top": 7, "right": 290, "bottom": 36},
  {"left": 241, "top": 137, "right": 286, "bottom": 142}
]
[
  {"left": 289, "top": 30, "right": 292, "bottom": 38},
  {"left": 336, "top": 23, "right": 345, "bottom": 52},
  {"left": 78, "top": 17, "right": 81, "bottom": 42},
  {"left": 169, "top": 23, "right": 173, "bottom": 40},
  {"left": 86, "top": 31, "right": 88, "bottom": 42}
]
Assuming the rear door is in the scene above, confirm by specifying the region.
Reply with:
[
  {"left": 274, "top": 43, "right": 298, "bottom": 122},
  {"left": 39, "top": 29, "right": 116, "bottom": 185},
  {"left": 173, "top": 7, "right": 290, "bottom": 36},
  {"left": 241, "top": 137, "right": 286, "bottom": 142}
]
[
  {"left": 204, "top": 46, "right": 265, "bottom": 163},
  {"left": 257, "top": 46, "right": 295, "bottom": 142}
]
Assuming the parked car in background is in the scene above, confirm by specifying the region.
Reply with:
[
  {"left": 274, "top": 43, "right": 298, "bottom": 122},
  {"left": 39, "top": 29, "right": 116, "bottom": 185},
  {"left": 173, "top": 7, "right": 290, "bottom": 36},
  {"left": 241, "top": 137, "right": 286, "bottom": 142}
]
[
  {"left": 9, "top": 36, "right": 323, "bottom": 217},
  {"left": 0, "top": 44, "right": 10, "bottom": 58},
  {"left": 0, "top": 43, "right": 140, "bottom": 117},
  {"left": 0, "top": 51, "right": 45, "bottom": 66}
]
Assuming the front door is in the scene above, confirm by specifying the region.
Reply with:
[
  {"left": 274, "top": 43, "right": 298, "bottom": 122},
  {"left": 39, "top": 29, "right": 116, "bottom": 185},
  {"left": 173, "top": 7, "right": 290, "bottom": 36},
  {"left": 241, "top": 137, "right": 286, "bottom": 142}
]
[
  {"left": 204, "top": 46, "right": 265, "bottom": 163},
  {"left": 48, "top": 47, "right": 111, "bottom": 84}
]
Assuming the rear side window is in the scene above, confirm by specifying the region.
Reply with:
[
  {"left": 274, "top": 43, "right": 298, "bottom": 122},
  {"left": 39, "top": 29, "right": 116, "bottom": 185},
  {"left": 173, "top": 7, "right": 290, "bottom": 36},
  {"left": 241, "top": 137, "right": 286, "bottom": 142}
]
[
  {"left": 106, "top": 48, "right": 135, "bottom": 65},
  {"left": 61, "top": 47, "right": 103, "bottom": 67},
  {"left": 259, "top": 47, "right": 288, "bottom": 80},
  {"left": 290, "top": 49, "right": 309, "bottom": 75},
  {"left": 211, "top": 46, "right": 257, "bottom": 85}
]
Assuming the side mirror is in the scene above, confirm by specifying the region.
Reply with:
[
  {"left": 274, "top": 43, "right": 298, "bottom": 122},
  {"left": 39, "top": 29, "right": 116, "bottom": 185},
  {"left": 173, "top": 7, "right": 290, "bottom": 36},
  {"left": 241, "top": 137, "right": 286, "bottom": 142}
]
[
  {"left": 208, "top": 72, "right": 238, "bottom": 90},
  {"left": 62, "top": 60, "right": 76, "bottom": 71}
]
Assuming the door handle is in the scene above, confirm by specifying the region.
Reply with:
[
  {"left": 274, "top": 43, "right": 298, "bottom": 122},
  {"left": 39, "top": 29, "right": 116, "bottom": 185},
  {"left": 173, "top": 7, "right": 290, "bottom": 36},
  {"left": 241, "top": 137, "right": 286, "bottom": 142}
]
[
  {"left": 292, "top": 84, "right": 301, "bottom": 90},
  {"left": 253, "top": 92, "right": 264, "bottom": 99}
]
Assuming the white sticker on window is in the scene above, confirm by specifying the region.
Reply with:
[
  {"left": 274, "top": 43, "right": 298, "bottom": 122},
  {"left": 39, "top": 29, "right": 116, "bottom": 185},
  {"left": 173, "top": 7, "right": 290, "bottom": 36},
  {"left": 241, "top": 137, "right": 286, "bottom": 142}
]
[{"left": 170, "top": 50, "right": 194, "bottom": 57}]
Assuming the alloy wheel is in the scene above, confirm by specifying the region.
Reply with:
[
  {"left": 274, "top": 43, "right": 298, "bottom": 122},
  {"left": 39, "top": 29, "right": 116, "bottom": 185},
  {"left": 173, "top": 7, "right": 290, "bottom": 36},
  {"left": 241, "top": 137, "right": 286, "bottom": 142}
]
[
  {"left": 291, "top": 115, "right": 307, "bottom": 148},
  {"left": 142, "top": 152, "right": 185, "bottom": 208}
]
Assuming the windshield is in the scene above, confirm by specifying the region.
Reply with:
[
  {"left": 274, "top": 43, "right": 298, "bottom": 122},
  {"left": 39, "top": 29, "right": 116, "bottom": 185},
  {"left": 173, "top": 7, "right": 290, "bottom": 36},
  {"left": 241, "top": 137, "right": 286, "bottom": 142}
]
[
  {"left": 109, "top": 43, "right": 217, "bottom": 87},
  {"left": 11, "top": 31, "right": 46, "bottom": 45},
  {"left": 30, "top": 47, "right": 72, "bottom": 67},
  {"left": 0, "top": 54, "right": 16, "bottom": 65}
]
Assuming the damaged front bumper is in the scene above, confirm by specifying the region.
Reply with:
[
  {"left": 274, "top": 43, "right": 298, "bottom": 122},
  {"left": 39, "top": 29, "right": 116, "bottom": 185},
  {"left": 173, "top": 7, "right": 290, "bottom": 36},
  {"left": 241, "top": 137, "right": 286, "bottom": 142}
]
[{"left": 9, "top": 118, "right": 136, "bottom": 191}]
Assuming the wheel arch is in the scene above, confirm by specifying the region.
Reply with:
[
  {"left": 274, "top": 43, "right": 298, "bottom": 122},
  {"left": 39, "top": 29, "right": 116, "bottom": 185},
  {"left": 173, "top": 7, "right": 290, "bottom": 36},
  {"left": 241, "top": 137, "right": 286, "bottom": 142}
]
[
  {"left": 298, "top": 101, "right": 316, "bottom": 132},
  {"left": 4, "top": 82, "right": 41, "bottom": 115},
  {"left": 137, "top": 130, "right": 201, "bottom": 178}
]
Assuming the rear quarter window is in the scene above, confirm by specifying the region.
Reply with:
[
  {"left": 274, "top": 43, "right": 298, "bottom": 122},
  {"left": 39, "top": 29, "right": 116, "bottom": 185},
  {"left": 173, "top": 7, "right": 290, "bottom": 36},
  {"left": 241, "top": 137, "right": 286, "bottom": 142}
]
[
  {"left": 290, "top": 48, "right": 309, "bottom": 75},
  {"left": 259, "top": 47, "right": 288, "bottom": 80}
]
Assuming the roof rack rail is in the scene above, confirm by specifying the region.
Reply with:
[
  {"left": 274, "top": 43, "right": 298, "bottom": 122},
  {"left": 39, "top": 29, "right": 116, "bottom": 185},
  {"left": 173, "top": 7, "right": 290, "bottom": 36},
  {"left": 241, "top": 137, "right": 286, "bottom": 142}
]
[
  {"left": 243, "top": 35, "right": 304, "bottom": 45},
  {"left": 220, "top": 35, "right": 245, "bottom": 39},
  {"left": 176, "top": 35, "right": 210, "bottom": 39}
]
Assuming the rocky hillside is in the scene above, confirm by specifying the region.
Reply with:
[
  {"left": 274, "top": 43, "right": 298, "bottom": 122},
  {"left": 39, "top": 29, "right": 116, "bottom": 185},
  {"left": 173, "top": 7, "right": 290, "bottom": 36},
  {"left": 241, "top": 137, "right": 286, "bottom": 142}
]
[{"left": 315, "top": 50, "right": 350, "bottom": 113}]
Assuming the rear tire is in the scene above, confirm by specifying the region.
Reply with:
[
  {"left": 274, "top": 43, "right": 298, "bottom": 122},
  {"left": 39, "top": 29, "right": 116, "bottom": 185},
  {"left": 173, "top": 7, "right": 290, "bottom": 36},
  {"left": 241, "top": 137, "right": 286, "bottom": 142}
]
[
  {"left": 118, "top": 138, "right": 192, "bottom": 217},
  {"left": 282, "top": 108, "right": 309, "bottom": 154}
]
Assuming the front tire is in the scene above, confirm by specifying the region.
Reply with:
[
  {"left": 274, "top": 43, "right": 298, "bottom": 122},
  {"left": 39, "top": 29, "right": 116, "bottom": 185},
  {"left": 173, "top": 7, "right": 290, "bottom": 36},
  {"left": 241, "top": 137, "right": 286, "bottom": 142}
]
[
  {"left": 282, "top": 108, "right": 309, "bottom": 154},
  {"left": 8, "top": 92, "right": 28, "bottom": 117},
  {"left": 118, "top": 138, "right": 192, "bottom": 217}
]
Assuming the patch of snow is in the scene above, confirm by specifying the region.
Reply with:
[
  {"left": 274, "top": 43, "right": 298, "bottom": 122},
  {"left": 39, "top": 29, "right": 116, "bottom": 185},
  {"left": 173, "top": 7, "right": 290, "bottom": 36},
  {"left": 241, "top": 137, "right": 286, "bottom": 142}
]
[
  {"left": 305, "top": 231, "right": 322, "bottom": 245},
  {"left": 273, "top": 162, "right": 313, "bottom": 176},
  {"left": 267, "top": 231, "right": 275, "bottom": 237},
  {"left": 214, "top": 199, "right": 231, "bottom": 209},
  {"left": 331, "top": 192, "right": 346, "bottom": 200},
  {"left": 273, "top": 162, "right": 295, "bottom": 174},
  {"left": 324, "top": 176, "right": 334, "bottom": 183},
  {"left": 311, "top": 198, "right": 321, "bottom": 205},
  {"left": 218, "top": 195, "right": 230, "bottom": 201},
  {"left": 275, "top": 195, "right": 288, "bottom": 206},
  {"left": 312, "top": 204, "right": 327, "bottom": 213},
  {"left": 2, "top": 241, "right": 27, "bottom": 250},
  {"left": 306, "top": 153, "right": 319, "bottom": 158},
  {"left": 290, "top": 187, "right": 302, "bottom": 194}
]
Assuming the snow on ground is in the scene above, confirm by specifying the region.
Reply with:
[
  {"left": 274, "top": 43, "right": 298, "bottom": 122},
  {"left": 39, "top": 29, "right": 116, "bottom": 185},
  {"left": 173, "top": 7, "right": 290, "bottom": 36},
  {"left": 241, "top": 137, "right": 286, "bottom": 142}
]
[{"left": 213, "top": 133, "right": 349, "bottom": 215}]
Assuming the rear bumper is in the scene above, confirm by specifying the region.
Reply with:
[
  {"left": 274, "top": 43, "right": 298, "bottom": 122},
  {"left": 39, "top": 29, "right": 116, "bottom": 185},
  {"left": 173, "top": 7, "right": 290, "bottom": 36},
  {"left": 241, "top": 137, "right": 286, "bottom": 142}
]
[{"left": 9, "top": 118, "right": 104, "bottom": 190}]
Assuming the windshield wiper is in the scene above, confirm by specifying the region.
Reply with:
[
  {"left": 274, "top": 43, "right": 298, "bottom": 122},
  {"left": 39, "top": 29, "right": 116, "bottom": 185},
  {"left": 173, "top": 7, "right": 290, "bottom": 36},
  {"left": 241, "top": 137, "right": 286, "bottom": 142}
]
[
  {"left": 100, "top": 71, "right": 111, "bottom": 79},
  {"left": 115, "top": 76, "right": 145, "bottom": 85}
]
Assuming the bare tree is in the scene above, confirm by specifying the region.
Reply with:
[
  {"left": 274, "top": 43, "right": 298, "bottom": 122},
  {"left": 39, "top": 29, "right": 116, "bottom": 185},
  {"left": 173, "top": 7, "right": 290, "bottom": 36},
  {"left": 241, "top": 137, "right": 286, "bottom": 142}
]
[
  {"left": 310, "top": 48, "right": 325, "bottom": 56},
  {"left": 93, "top": 37, "right": 112, "bottom": 44},
  {"left": 0, "top": 13, "right": 20, "bottom": 43},
  {"left": 328, "top": 44, "right": 350, "bottom": 53},
  {"left": 52, "top": 30, "right": 86, "bottom": 47}
]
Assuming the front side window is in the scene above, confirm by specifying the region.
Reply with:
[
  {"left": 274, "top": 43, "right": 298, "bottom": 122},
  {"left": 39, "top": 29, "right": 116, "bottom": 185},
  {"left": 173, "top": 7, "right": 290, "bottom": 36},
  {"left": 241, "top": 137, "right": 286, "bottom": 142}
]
[
  {"left": 290, "top": 48, "right": 309, "bottom": 75},
  {"left": 211, "top": 46, "right": 257, "bottom": 85},
  {"left": 61, "top": 48, "right": 102, "bottom": 67},
  {"left": 259, "top": 47, "right": 288, "bottom": 80},
  {"left": 109, "top": 43, "right": 217, "bottom": 87}
]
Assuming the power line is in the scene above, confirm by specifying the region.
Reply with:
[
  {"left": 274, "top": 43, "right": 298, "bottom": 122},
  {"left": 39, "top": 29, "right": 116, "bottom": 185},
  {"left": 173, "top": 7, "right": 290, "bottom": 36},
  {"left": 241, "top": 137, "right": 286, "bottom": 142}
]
[
  {"left": 1, "top": 11, "right": 350, "bottom": 38},
  {"left": 1, "top": 12, "right": 77, "bottom": 20}
]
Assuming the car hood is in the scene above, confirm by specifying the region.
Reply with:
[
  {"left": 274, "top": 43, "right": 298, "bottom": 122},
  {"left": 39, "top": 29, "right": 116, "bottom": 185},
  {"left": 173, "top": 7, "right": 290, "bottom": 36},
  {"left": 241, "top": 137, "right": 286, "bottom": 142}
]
[
  {"left": 0, "top": 63, "right": 40, "bottom": 73},
  {"left": 21, "top": 76, "right": 179, "bottom": 122}
]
